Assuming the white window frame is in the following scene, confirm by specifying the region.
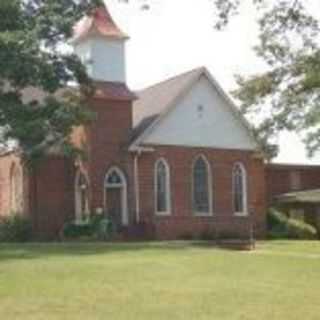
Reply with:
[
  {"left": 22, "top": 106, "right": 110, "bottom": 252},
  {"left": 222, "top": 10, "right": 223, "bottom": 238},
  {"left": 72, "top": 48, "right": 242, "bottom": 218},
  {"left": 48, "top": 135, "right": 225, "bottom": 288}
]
[
  {"left": 290, "top": 171, "right": 301, "bottom": 191},
  {"left": 192, "top": 155, "right": 213, "bottom": 217},
  {"left": 10, "top": 164, "right": 23, "bottom": 214},
  {"left": 154, "top": 158, "right": 171, "bottom": 216},
  {"left": 74, "top": 170, "right": 90, "bottom": 224},
  {"left": 232, "top": 162, "right": 248, "bottom": 217},
  {"left": 104, "top": 166, "right": 129, "bottom": 226}
]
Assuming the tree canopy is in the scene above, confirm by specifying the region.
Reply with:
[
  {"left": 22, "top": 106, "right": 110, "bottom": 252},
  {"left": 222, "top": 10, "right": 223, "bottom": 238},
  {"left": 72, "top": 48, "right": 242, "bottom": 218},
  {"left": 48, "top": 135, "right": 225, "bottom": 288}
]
[
  {"left": 3, "top": 0, "right": 319, "bottom": 163},
  {"left": 213, "top": 0, "right": 320, "bottom": 160},
  {"left": 0, "top": 0, "right": 102, "bottom": 165}
]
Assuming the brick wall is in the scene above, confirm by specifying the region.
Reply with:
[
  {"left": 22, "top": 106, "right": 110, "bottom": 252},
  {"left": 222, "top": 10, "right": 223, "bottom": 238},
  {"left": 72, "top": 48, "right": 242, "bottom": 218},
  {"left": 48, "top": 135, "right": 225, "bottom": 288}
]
[
  {"left": 0, "top": 153, "right": 77, "bottom": 239},
  {"left": 25, "top": 95, "right": 136, "bottom": 237},
  {"left": 0, "top": 95, "right": 268, "bottom": 240},
  {"left": 266, "top": 164, "right": 320, "bottom": 204},
  {"left": 136, "top": 146, "right": 266, "bottom": 239},
  {"left": 27, "top": 157, "right": 75, "bottom": 239},
  {"left": 85, "top": 97, "right": 135, "bottom": 221}
]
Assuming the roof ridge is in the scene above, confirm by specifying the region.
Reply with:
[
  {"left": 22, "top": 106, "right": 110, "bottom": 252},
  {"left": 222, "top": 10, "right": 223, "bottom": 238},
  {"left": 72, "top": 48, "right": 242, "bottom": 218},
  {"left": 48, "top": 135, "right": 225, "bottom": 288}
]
[
  {"left": 268, "top": 162, "right": 320, "bottom": 168},
  {"left": 137, "top": 66, "right": 205, "bottom": 93}
]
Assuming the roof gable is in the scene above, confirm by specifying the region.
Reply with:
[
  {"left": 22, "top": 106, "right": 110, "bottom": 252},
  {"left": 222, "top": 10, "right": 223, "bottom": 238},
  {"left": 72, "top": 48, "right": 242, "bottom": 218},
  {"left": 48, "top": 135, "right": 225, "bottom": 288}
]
[
  {"left": 133, "top": 68, "right": 202, "bottom": 126},
  {"left": 131, "top": 67, "right": 258, "bottom": 151},
  {"left": 132, "top": 68, "right": 202, "bottom": 142}
]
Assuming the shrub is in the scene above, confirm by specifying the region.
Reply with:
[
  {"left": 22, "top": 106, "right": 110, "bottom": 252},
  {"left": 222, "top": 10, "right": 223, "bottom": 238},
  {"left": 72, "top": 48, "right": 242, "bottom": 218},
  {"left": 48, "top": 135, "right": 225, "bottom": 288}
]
[
  {"left": 62, "top": 215, "right": 115, "bottom": 241},
  {"left": 0, "top": 214, "right": 32, "bottom": 242},
  {"left": 267, "top": 208, "right": 318, "bottom": 240},
  {"left": 268, "top": 224, "right": 289, "bottom": 239},
  {"left": 178, "top": 232, "right": 195, "bottom": 241},
  {"left": 286, "top": 219, "right": 317, "bottom": 240},
  {"left": 267, "top": 208, "right": 288, "bottom": 230},
  {"left": 199, "top": 230, "right": 216, "bottom": 241},
  {"left": 95, "top": 218, "right": 115, "bottom": 241},
  {"left": 62, "top": 222, "right": 93, "bottom": 239}
]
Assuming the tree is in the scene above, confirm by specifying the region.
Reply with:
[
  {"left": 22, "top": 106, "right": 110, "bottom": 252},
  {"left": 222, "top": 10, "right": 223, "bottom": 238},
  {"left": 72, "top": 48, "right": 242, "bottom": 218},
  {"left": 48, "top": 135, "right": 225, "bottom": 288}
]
[
  {"left": 0, "top": 0, "right": 102, "bottom": 165},
  {"left": 213, "top": 0, "right": 320, "bottom": 159}
]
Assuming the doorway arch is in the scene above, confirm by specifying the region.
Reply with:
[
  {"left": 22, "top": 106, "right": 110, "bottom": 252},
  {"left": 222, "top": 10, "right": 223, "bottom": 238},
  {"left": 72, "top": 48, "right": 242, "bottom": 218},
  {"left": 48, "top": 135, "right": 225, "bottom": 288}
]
[{"left": 104, "top": 167, "right": 128, "bottom": 226}]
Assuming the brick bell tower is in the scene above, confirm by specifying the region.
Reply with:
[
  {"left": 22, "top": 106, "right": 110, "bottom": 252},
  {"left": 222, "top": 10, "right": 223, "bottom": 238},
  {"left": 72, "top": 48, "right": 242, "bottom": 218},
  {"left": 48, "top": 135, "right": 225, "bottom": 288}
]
[{"left": 72, "top": 4, "right": 136, "bottom": 226}]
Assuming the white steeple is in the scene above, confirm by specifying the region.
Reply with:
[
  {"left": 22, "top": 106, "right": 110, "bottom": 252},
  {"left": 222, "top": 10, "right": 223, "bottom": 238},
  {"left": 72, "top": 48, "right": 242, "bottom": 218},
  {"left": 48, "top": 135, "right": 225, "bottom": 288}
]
[{"left": 73, "top": 5, "right": 128, "bottom": 83}]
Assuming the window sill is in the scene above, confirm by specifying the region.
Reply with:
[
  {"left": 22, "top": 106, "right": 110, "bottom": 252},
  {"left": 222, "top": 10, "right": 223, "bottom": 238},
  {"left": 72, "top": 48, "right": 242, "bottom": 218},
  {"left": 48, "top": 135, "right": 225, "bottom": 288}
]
[
  {"left": 193, "top": 212, "right": 214, "bottom": 217},
  {"left": 234, "top": 212, "right": 249, "bottom": 217},
  {"left": 155, "top": 211, "right": 171, "bottom": 217}
]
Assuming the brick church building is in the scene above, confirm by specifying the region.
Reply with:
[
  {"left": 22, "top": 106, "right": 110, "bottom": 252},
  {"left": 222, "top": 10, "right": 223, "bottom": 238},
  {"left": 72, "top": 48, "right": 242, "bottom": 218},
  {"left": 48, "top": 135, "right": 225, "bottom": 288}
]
[{"left": 0, "top": 4, "right": 308, "bottom": 240}]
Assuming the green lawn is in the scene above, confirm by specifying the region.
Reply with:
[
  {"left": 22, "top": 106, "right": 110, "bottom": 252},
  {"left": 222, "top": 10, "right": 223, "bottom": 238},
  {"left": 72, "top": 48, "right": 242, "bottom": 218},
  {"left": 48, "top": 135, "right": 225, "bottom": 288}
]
[{"left": 0, "top": 241, "right": 320, "bottom": 320}]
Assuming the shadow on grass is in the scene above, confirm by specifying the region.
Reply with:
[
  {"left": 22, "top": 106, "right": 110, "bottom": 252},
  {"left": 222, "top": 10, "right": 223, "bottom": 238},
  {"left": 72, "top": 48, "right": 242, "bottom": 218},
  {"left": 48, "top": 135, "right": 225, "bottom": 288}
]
[{"left": 0, "top": 241, "right": 220, "bottom": 262}]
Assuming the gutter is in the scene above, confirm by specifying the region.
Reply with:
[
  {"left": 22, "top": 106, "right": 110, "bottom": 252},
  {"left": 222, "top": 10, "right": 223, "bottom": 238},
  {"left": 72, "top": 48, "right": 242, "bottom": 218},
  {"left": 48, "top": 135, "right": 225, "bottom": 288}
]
[
  {"left": 133, "top": 153, "right": 140, "bottom": 223},
  {"left": 129, "top": 144, "right": 154, "bottom": 153}
]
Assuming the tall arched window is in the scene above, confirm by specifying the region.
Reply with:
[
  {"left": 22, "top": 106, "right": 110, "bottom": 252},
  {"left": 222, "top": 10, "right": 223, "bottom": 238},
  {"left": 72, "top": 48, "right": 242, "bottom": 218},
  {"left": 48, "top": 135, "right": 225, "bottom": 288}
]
[
  {"left": 192, "top": 156, "right": 212, "bottom": 215},
  {"left": 75, "top": 170, "right": 90, "bottom": 223},
  {"left": 10, "top": 164, "right": 23, "bottom": 214},
  {"left": 233, "top": 163, "right": 248, "bottom": 216},
  {"left": 104, "top": 167, "right": 128, "bottom": 226},
  {"left": 154, "top": 158, "right": 171, "bottom": 215}
]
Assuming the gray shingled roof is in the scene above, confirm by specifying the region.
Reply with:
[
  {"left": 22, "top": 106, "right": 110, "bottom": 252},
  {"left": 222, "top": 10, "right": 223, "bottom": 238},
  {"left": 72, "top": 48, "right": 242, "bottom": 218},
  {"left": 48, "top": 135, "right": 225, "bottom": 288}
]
[{"left": 276, "top": 189, "right": 320, "bottom": 204}]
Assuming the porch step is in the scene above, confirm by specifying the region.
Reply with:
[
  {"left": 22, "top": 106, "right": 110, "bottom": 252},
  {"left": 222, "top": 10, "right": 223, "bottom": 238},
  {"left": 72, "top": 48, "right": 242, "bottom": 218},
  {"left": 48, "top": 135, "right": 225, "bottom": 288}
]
[{"left": 216, "top": 239, "right": 255, "bottom": 251}]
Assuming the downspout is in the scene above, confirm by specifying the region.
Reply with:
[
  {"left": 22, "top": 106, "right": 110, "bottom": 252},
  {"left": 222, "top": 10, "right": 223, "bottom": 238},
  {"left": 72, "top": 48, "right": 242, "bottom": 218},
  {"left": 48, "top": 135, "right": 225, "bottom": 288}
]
[
  {"left": 133, "top": 151, "right": 141, "bottom": 223},
  {"left": 130, "top": 144, "right": 154, "bottom": 224}
]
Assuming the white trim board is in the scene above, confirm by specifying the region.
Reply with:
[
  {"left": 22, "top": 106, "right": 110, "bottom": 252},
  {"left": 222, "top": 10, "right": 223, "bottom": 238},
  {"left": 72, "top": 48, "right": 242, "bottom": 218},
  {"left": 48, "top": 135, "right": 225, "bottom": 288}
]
[{"left": 130, "top": 67, "right": 259, "bottom": 152}]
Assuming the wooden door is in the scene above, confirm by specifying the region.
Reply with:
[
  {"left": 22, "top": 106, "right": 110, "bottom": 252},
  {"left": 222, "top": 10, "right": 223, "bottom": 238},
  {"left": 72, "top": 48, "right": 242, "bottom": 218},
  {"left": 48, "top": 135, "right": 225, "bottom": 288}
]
[{"left": 106, "top": 188, "right": 122, "bottom": 228}]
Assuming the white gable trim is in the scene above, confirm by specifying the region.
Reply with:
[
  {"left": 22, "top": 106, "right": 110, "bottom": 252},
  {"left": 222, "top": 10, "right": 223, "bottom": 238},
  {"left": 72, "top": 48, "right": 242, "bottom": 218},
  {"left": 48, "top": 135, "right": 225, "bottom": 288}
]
[
  {"left": 232, "top": 162, "right": 248, "bottom": 217},
  {"left": 201, "top": 69, "right": 258, "bottom": 149},
  {"left": 129, "top": 68, "right": 259, "bottom": 152},
  {"left": 154, "top": 158, "right": 172, "bottom": 216},
  {"left": 129, "top": 69, "right": 202, "bottom": 151}
]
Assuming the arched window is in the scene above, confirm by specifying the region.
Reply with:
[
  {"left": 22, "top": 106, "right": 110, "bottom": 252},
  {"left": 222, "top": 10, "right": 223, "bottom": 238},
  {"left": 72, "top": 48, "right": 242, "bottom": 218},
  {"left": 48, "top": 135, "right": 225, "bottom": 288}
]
[
  {"left": 104, "top": 167, "right": 128, "bottom": 226},
  {"left": 106, "top": 169, "right": 123, "bottom": 186},
  {"left": 75, "top": 170, "right": 90, "bottom": 223},
  {"left": 10, "top": 164, "right": 23, "bottom": 214},
  {"left": 192, "top": 156, "right": 212, "bottom": 215},
  {"left": 154, "top": 158, "right": 171, "bottom": 215},
  {"left": 233, "top": 163, "right": 248, "bottom": 215}
]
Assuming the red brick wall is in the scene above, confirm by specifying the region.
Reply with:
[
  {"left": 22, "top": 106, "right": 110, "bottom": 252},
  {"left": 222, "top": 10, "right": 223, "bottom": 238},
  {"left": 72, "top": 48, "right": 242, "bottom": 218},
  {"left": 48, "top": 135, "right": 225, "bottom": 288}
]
[
  {"left": 28, "top": 157, "right": 75, "bottom": 239},
  {"left": 0, "top": 94, "right": 269, "bottom": 240},
  {"left": 0, "top": 94, "right": 136, "bottom": 238},
  {"left": 84, "top": 97, "right": 134, "bottom": 220},
  {"left": 0, "top": 154, "right": 71, "bottom": 239},
  {"left": 266, "top": 164, "right": 320, "bottom": 204},
  {"left": 27, "top": 94, "right": 136, "bottom": 237},
  {"left": 137, "top": 146, "right": 266, "bottom": 239}
]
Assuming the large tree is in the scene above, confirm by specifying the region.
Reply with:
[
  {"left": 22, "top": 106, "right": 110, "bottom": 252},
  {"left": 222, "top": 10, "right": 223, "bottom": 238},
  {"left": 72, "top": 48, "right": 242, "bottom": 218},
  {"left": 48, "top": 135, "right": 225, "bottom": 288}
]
[
  {"left": 213, "top": 0, "right": 320, "bottom": 160},
  {"left": 0, "top": 0, "right": 102, "bottom": 164},
  {"left": 4, "top": 0, "right": 319, "bottom": 163}
]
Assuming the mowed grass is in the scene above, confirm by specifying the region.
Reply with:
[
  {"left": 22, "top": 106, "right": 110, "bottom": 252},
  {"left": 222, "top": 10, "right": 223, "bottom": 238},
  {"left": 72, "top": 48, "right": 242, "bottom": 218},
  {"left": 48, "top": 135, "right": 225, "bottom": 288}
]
[{"left": 0, "top": 241, "right": 320, "bottom": 320}]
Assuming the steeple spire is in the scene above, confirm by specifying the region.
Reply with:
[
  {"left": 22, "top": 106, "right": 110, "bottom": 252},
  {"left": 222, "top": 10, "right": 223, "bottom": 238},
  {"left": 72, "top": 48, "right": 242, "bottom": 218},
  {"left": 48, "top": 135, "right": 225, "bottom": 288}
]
[
  {"left": 73, "top": 5, "right": 128, "bottom": 43},
  {"left": 73, "top": 3, "right": 128, "bottom": 83}
]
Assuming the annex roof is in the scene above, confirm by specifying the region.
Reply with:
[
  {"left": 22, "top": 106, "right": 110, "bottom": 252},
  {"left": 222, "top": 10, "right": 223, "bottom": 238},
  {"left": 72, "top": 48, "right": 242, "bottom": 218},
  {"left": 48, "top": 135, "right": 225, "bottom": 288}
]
[{"left": 276, "top": 189, "right": 320, "bottom": 204}]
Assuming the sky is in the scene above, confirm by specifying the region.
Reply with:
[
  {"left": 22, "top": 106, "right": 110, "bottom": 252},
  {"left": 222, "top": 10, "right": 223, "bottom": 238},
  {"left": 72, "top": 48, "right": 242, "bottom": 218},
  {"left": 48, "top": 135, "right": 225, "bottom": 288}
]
[{"left": 103, "top": 0, "right": 320, "bottom": 165}]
